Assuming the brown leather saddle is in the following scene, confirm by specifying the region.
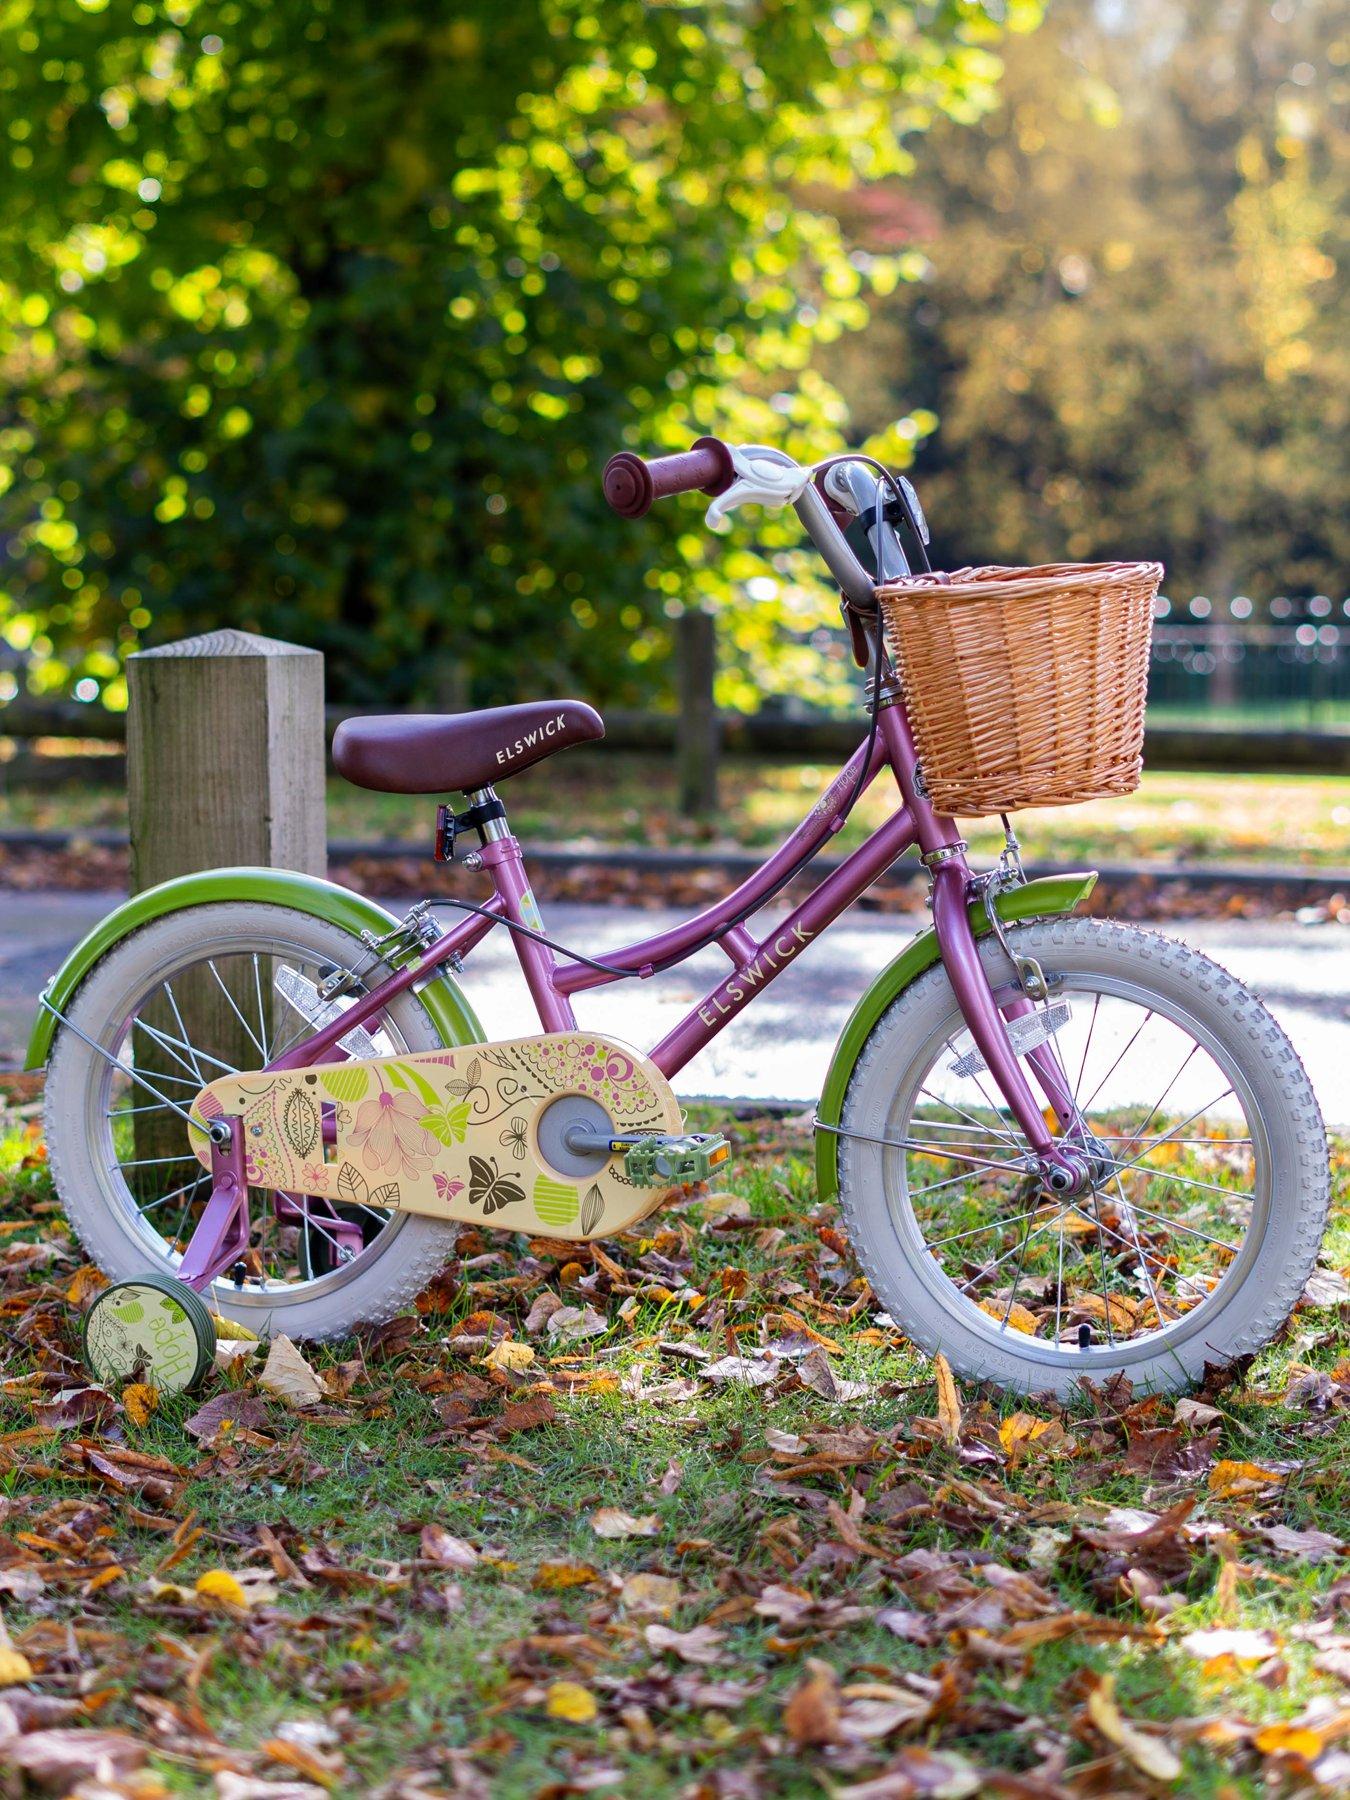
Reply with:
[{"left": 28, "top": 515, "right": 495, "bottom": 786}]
[{"left": 332, "top": 700, "right": 604, "bottom": 795}]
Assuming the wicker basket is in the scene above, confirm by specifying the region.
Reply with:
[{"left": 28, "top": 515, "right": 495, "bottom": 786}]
[{"left": 877, "top": 561, "right": 1163, "bottom": 816}]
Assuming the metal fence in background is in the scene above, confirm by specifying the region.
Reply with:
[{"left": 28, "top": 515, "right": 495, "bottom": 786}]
[
  {"left": 0, "top": 601, "right": 1348, "bottom": 783},
  {"left": 1149, "top": 599, "right": 1349, "bottom": 726}
]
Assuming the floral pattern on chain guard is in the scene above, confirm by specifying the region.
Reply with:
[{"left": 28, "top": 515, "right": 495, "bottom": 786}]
[{"left": 188, "top": 1032, "right": 684, "bottom": 1239}]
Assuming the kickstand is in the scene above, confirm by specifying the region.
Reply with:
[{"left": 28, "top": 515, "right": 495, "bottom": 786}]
[{"left": 176, "top": 1118, "right": 250, "bottom": 1292}]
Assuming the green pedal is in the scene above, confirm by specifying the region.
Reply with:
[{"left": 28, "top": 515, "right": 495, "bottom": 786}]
[{"left": 620, "top": 1132, "right": 731, "bottom": 1187}]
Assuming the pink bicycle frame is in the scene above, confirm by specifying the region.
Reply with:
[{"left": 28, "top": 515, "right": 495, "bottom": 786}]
[
  {"left": 270, "top": 690, "right": 1076, "bottom": 1174},
  {"left": 168, "top": 677, "right": 1087, "bottom": 1292}
]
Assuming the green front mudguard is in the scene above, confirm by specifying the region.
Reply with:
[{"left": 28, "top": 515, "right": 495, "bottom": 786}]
[
  {"left": 25, "top": 866, "right": 484, "bottom": 1071},
  {"left": 814, "top": 872, "right": 1098, "bottom": 1203}
]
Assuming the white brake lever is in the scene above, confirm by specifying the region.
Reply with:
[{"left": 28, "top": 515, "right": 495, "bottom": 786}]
[{"left": 705, "top": 447, "right": 813, "bottom": 532}]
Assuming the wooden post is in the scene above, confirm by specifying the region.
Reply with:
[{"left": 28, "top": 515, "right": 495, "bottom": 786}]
[
  {"left": 125, "top": 631, "right": 325, "bottom": 1178},
  {"left": 127, "top": 628, "right": 326, "bottom": 889},
  {"left": 675, "top": 607, "right": 719, "bottom": 816}
]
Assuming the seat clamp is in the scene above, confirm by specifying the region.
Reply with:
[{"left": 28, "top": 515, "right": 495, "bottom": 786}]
[{"left": 435, "top": 796, "right": 509, "bottom": 864}]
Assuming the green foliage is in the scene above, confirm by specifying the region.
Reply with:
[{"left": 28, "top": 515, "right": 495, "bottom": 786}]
[
  {"left": 0, "top": 0, "right": 1033, "bottom": 711},
  {"left": 834, "top": 0, "right": 1349, "bottom": 601}
]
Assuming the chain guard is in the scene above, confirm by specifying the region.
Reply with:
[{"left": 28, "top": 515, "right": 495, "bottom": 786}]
[{"left": 188, "top": 1032, "right": 685, "bottom": 1240}]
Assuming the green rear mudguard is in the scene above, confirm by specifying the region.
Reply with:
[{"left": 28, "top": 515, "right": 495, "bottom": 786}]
[
  {"left": 814, "top": 871, "right": 1098, "bottom": 1203},
  {"left": 25, "top": 867, "right": 484, "bottom": 1071}
]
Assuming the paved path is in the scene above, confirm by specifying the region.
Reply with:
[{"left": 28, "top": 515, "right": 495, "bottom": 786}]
[{"left": 2, "top": 892, "right": 1346, "bottom": 1126}]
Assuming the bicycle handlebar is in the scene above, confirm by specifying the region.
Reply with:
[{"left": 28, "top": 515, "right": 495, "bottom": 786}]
[
  {"left": 602, "top": 437, "right": 736, "bottom": 518},
  {"left": 602, "top": 435, "right": 878, "bottom": 609}
]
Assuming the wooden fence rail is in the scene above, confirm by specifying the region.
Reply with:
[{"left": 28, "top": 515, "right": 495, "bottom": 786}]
[{"left": 2, "top": 698, "right": 1348, "bottom": 776}]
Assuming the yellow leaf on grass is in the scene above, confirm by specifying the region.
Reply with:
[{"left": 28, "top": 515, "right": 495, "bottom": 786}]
[
  {"left": 980, "top": 1300, "right": 1041, "bottom": 1335},
  {"left": 121, "top": 1383, "right": 158, "bottom": 1427},
  {"left": 546, "top": 1680, "right": 598, "bottom": 1724},
  {"left": 484, "top": 1338, "right": 535, "bottom": 1373},
  {"left": 195, "top": 1569, "right": 249, "bottom": 1609},
  {"left": 620, "top": 1573, "right": 682, "bottom": 1616},
  {"left": 259, "top": 1334, "right": 324, "bottom": 1408},
  {"left": 933, "top": 1353, "right": 961, "bottom": 1446},
  {"left": 532, "top": 1562, "right": 599, "bottom": 1591},
  {"left": 1087, "top": 1675, "right": 1182, "bottom": 1782},
  {"left": 1032, "top": 1206, "right": 1100, "bottom": 1236},
  {"left": 66, "top": 1267, "right": 107, "bottom": 1307},
  {"left": 0, "top": 1649, "right": 33, "bottom": 1686},
  {"left": 1208, "top": 1459, "right": 1285, "bottom": 1500},
  {"left": 1072, "top": 1291, "right": 1139, "bottom": 1331},
  {"left": 998, "top": 1412, "right": 1055, "bottom": 1456},
  {"left": 590, "top": 1508, "right": 660, "bottom": 1540},
  {"left": 212, "top": 1316, "right": 259, "bottom": 1341},
  {"left": 1253, "top": 1723, "right": 1324, "bottom": 1760}
]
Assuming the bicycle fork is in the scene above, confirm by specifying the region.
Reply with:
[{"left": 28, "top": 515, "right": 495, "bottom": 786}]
[{"left": 928, "top": 859, "right": 1088, "bottom": 1194}]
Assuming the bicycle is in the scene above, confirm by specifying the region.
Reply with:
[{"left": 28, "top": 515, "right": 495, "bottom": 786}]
[{"left": 33, "top": 438, "right": 1329, "bottom": 1397}]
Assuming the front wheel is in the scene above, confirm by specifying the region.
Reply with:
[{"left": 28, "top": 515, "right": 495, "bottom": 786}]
[
  {"left": 45, "top": 902, "right": 467, "bottom": 1342},
  {"left": 837, "top": 918, "right": 1328, "bottom": 1397}
]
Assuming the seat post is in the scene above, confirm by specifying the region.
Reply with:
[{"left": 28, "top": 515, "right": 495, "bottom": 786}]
[
  {"left": 463, "top": 785, "right": 511, "bottom": 842},
  {"left": 462, "top": 786, "right": 577, "bottom": 1034}
]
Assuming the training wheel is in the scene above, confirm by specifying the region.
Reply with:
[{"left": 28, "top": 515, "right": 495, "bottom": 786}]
[{"left": 82, "top": 1273, "right": 216, "bottom": 1395}]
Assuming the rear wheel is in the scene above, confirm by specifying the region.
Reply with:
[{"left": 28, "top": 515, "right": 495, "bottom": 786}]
[
  {"left": 837, "top": 918, "right": 1328, "bottom": 1396},
  {"left": 45, "top": 903, "right": 468, "bottom": 1342}
]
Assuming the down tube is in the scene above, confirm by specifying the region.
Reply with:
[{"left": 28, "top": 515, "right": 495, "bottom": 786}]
[{"left": 648, "top": 805, "right": 917, "bottom": 1078}]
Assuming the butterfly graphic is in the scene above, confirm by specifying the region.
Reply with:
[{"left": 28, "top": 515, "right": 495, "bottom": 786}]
[
  {"left": 433, "top": 1172, "right": 465, "bottom": 1203},
  {"left": 467, "top": 1154, "right": 525, "bottom": 1217}
]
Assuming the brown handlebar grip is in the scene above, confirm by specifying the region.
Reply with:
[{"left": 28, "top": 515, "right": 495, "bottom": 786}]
[{"left": 602, "top": 437, "right": 735, "bottom": 518}]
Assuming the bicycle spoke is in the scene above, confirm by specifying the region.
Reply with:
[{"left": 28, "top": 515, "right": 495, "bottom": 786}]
[
  {"left": 300, "top": 1197, "right": 362, "bottom": 1262},
  {"left": 917, "top": 1085, "right": 1021, "bottom": 1151},
  {"left": 1073, "top": 992, "right": 1101, "bottom": 1109},
  {"left": 141, "top": 1172, "right": 207, "bottom": 1215},
  {"left": 902, "top": 1117, "right": 1011, "bottom": 1133},
  {"left": 925, "top": 1213, "right": 1034, "bottom": 1253},
  {"left": 252, "top": 954, "right": 271, "bottom": 1064},
  {"left": 1129, "top": 1042, "right": 1201, "bottom": 1155},
  {"left": 1085, "top": 1188, "right": 1117, "bottom": 1347},
  {"left": 1079, "top": 1008, "right": 1154, "bottom": 1115},
  {"left": 905, "top": 1137, "right": 1028, "bottom": 1167},
  {"left": 909, "top": 1164, "right": 1019, "bottom": 1203},
  {"left": 133, "top": 1017, "right": 238, "bottom": 1081},
  {"left": 1105, "top": 1094, "right": 1237, "bottom": 1182},
  {"left": 87, "top": 930, "right": 419, "bottom": 1305},
  {"left": 1106, "top": 1171, "right": 1176, "bottom": 1324},
  {"left": 1093, "top": 1192, "right": 1242, "bottom": 1254},
  {"left": 945, "top": 1038, "right": 1028, "bottom": 1146},
  {"left": 170, "top": 1176, "right": 206, "bottom": 1250},
  {"left": 116, "top": 1064, "right": 222, "bottom": 1091},
  {"left": 956, "top": 1216, "right": 1053, "bottom": 1295},
  {"left": 209, "top": 959, "right": 267, "bottom": 1062},
  {"left": 999, "top": 1206, "right": 1038, "bottom": 1329},
  {"left": 1102, "top": 1159, "right": 1254, "bottom": 1208},
  {"left": 1093, "top": 1134, "right": 1252, "bottom": 1147},
  {"left": 821, "top": 1118, "right": 1030, "bottom": 1174}
]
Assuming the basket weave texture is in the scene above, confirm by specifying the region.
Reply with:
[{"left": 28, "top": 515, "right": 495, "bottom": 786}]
[{"left": 877, "top": 561, "right": 1163, "bottom": 816}]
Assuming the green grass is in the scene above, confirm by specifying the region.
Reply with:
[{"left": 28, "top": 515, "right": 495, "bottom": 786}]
[
  {"left": 3, "top": 759, "right": 1349, "bottom": 870},
  {"left": 1, "top": 1108, "right": 1349, "bottom": 1794}
]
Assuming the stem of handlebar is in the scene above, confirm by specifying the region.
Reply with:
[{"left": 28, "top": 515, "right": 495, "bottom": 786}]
[{"left": 794, "top": 482, "right": 876, "bottom": 609}]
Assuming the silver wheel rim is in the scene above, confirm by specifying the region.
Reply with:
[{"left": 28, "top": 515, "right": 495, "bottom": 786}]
[
  {"left": 865, "top": 966, "right": 1272, "bottom": 1372},
  {"left": 86, "top": 926, "right": 420, "bottom": 1315}
]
